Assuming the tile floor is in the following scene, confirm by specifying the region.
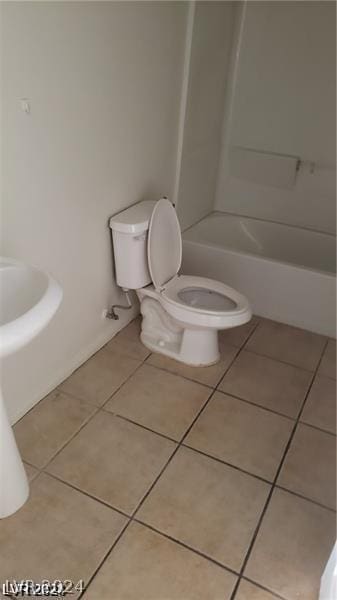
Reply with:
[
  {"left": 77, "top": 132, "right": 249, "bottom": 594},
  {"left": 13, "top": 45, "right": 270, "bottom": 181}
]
[{"left": 2, "top": 316, "right": 336, "bottom": 600}]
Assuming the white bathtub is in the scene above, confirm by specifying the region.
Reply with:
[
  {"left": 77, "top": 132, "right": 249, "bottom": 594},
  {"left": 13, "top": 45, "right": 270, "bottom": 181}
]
[{"left": 182, "top": 213, "right": 336, "bottom": 337}]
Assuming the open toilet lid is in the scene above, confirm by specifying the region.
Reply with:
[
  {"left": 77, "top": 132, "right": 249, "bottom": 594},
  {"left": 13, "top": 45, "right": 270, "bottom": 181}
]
[{"left": 148, "top": 198, "right": 182, "bottom": 290}]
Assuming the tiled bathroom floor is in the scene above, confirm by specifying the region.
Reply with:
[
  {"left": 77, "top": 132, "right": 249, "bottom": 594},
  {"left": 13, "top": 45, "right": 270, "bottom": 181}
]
[{"left": 1, "top": 317, "right": 336, "bottom": 600}]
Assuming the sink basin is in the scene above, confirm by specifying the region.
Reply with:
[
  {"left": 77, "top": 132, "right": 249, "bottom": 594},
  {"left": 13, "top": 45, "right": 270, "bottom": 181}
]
[
  {"left": 0, "top": 257, "right": 62, "bottom": 518},
  {"left": 0, "top": 258, "right": 62, "bottom": 357}
]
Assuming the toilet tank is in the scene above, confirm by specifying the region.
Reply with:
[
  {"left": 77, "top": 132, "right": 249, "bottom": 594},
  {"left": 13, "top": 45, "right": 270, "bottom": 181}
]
[{"left": 109, "top": 201, "right": 156, "bottom": 289}]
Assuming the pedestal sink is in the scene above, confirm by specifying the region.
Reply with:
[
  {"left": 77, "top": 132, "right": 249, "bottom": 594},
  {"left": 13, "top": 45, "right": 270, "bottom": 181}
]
[{"left": 0, "top": 257, "right": 62, "bottom": 518}]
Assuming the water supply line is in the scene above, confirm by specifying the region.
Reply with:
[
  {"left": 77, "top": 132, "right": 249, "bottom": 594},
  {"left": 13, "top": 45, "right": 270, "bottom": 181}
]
[{"left": 106, "top": 289, "right": 133, "bottom": 320}]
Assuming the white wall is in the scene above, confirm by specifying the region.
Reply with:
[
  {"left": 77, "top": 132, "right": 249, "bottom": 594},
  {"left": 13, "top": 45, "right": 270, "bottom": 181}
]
[
  {"left": 215, "top": 0, "right": 336, "bottom": 234},
  {"left": 0, "top": 1, "right": 187, "bottom": 423},
  {"left": 176, "top": 1, "right": 235, "bottom": 231}
]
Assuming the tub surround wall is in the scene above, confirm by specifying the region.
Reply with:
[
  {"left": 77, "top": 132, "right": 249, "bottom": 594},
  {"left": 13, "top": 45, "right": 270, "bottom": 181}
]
[
  {"left": 176, "top": 1, "right": 235, "bottom": 231},
  {"left": 1, "top": 1, "right": 187, "bottom": 423},
  {"left": 215, "top": 0, "right": 336, "bottom": 234}
]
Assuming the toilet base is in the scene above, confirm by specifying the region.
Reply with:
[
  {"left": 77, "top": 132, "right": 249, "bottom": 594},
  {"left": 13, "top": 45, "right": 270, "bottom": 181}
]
[{"left": 139, "top": 296, "right": 220, "bottom": 366}]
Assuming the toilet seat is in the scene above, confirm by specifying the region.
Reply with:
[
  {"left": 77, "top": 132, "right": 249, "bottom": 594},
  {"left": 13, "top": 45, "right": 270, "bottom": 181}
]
[
  {"left": 147, "top": 198, "right": 182, "bottom": 291},
  {"left": 147, "top": 200, "right": 251, "bottom": 330},
  {"left": 160, "top": 275, "right": 250, "bottom": 328}
]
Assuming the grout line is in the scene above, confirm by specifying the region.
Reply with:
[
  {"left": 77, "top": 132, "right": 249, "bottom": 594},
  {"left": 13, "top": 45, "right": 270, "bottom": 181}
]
[
  {"left": 215, "top": 388, "right": 297, "bottom": 421},
  {"left": 23, "top": 458, "right": 43, "bottom": 471},
  {"left": 229, "top": 337, "right": 330, "bottom": 600},
  {"left": 316, "top": 373, "right": 337, "bottom": 382},
  {"left": 54, "top": 388, "right": 102, "bottom": 406},
  {"left": 213, "top": 345, "right": 241, "bottom": 388},
  {"left": 216, "top": 385, "right": 337, "bottom": 439},
  {"left": 133, "top": 518, "right": 239, "bottom": 576},
  {"left": 43, "top": 471, "right": 130, "bottom": 519},
  {"left": 79, "top": 516, "right": 132, "bottom": 598},
  {"left": 104, "top": 411, "right": 178, "bottom": 443},
  {"left": 37, "top": 407, "right": 101, "bottom": 472},
  {"left": 13, "top": 386, "right": 90, "bottom": 427},
  {"left": 181, "top": 443, "right": 271, "bottom": 485},
  {"left": 143, "top": 354, "right": 220, "bottom": 390},
  {"left": 182, "top": 444, "right": 337, "bottom": 514},
  {"left": 274, "top": 484, "right": 336, "bottom": 513},
  {"left": 216, "top": 318, "right": 263, "bottom": 391},
  {"left": 242, "top": 346, "right": 326, "bottom": 374},
  {"left": 142, "top": 355, "right": 215, "bottom": 390},
  {"left": 241, "top": 575, "right": 289, "bottom": 600},
  {"left": 130, "top": 391, "right": 217, "bottom": 519},
  {"left": 297, "top": 420, "right": 337, "bottom": 438},
  {"left": 216, "top": 384, "right": 337, "bottom": 437},
  {"left": 99, "top": 353, "right": 150, "bottom": 410}
]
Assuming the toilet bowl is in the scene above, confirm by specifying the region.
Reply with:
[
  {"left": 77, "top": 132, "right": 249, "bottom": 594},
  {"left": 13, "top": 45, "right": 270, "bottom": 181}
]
[{"left": 110, "top": 199, "right": 251, "bottom": 366}]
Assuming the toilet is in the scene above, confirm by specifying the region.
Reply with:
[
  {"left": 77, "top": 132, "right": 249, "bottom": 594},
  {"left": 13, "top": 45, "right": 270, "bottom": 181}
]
[{"left": 110, "top": 199, "right": 251, "bottom": 366}]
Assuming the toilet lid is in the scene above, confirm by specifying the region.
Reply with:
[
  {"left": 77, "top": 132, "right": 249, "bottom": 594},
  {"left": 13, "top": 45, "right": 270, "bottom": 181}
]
[{"left": 148, "top": 198, "right": 182, "bottom": 290}]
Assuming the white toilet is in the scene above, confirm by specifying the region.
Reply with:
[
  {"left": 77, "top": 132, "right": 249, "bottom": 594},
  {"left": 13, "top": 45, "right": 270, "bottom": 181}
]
[{"left": 110, "top": 199, "right": 251, "bottom": 366}]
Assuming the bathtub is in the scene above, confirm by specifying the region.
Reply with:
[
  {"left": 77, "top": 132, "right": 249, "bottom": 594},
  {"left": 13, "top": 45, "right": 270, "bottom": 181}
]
[{"left": 182, "top": 212, "right": 336, "bottom": 337}]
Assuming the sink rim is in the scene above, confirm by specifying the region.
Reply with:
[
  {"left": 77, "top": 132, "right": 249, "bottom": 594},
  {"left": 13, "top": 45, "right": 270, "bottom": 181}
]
[{"left": 0, "top": 257, "right": 63, "bottom": 358}]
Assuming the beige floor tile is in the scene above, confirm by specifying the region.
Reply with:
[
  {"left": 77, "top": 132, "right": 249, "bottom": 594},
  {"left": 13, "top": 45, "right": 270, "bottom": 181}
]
[
  {"left": 137, "top": 447, "right": 270, "bottom": 571},
  {"left": 219, "top": 351, "right": 312, "bottom": 418},
  {"left": 147, "top": 340, "right": 238, "bottom": 387},
  {"left": 105, "top": 364, "right": 210, "bottom": 440},
  {"left": 0, "top": 473, "right": 126, "bottom": 598},
  {"left": 235, "top": 580, "right": 279, "bottom": 600},
  {"left": 219, "top": 316, "right": 259, "bottom": 348},
  {"left": 245, "top": 488, "right": 335, "bottom": 600},
  {"left": 246, "top": 319, "right": 326, "bottom": 371},
  {"left": 14, "top": 390, "right": 96, "bottom": 468},
  {"left": 185, "top": 392, "right": 293, "bottom": 480},
  {"left": 105, "top": 317, "right": 150, "bottom": 361},
  {"left": 83, "top": 521, "right": 237, "bottom": 600},
  {"left": 60, "top": 347, "right": 141, "bottom": 406},
  {"left": 24, "top": 463, "right": 39, "bottom": 482},
  {"left": 301, "top": 375, "right": 336, "bottom": 434},
  {"left": 277, "top": 423, "right": 336, "bottom": 509},
  {"left": 318, "top": 339, "right": 336, "bottom": 379},
  {"left": 47, "top": 411, "right": 176, "bottom": 514}
]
